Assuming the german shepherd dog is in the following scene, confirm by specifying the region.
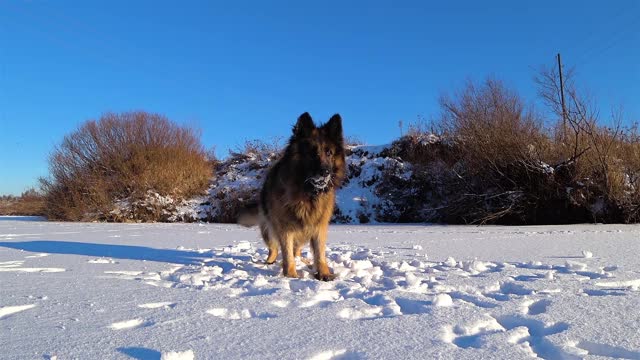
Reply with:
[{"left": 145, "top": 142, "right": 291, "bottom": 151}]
[{"left": 238, "top": 112, "right": 346, "bottom": 281}]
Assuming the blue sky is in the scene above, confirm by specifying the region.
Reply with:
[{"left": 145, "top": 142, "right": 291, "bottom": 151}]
[{"left": 1, "top": 1, "right": 638, "bottom": 195}]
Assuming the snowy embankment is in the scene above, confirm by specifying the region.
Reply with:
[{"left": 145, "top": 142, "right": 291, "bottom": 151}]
[
  {"left": 160, "top": 144, "right": 409, "bottom": 224},
  {"left": 1, "top": 218, "right": 640, "bottom": 359}
]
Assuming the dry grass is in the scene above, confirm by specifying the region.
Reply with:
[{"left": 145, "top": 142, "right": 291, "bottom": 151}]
[
  {"left": 0, "top": 189, "right": 46, "bottom": 216},
  {"left": 227, "top": 138, "right": 283, "bottom": 165}
]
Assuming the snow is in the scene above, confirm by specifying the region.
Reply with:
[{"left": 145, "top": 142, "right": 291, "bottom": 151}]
[
  {"left": 0, "top": 304, "right": 37, "bottom": 319},
  {"left": 109, "top": 319, "right": 146, "bottom": 330},
  {"left": 433, "top": 294, "right": 454, "bottom": 307},
  {"left": 1, "top": 219, "right": 640, "bottom": 359},
  {"left": 161, "top": 350, "right": 195, "bottom": 360},
  {"left": 334, "top": 144, "right": 411, "bottom": 223}
]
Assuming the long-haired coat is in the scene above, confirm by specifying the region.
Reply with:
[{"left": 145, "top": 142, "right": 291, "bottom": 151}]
[{"left": 239, "top": 112, "right": 346, "bottom": 280}]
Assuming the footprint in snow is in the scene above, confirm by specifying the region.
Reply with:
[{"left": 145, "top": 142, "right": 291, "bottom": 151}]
[
  {"left": 444, "top": 314, "right": 574, "bottom": 358},
  {"left": 394, "top": 297, "right": 433, "bottom": 315},
  {"left": 573, "top": 340, "right": 640, "bottom": 359},
  {"left": 442, "top": 315, "right": 505, "bottom": 349},
  {"left": 483, "top": 281, "right": 534, "bottom": 301},
  {"left": 522, "top": 299, "right": 550, "bottom": 315}
]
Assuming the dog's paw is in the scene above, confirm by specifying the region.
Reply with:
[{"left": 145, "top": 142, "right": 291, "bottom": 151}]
[
  {"left": 284, "top": 270, "right": 301, "bottom": 278},
  {"left": 315, "top": 272, "right": 336, "bottom": 281}
]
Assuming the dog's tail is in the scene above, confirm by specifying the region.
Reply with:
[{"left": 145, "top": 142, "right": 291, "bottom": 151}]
[{"left": 237, "top": 202, "right": 260, "bottom": 227}]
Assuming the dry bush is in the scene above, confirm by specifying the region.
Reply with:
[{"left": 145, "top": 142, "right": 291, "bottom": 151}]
[
  {"left": 440, "top": 78, "right": 545, "bottom": 169},
  {"left": 434, "top": 78, "right": 550, "bottom": 223},
  {"left": 40, "top": 111, "right": 211, "bottom": 221},
  {"left": 384, "top": 80, "right": 549, "bottom": 222},
  {"left": 389, "top": 69, "right": 640, "bottom": 224},
  {"left": 536, "top": 66, "right": 640, "bottom": 222},
  {"left": 384, "top": 77, "right": 609, "bottom": 224},
  {"left": 392, "top": 66, "right": 640, "bottom": 224}
]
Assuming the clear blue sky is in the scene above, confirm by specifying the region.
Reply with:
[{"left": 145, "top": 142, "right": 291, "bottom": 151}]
[{"left": 1, "top": 1, "right": 638, "bottom": 195}]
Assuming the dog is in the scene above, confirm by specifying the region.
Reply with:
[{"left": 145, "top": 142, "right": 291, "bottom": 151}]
[{"left": 238, "top": 112, "right": 346, "bottom": 281}]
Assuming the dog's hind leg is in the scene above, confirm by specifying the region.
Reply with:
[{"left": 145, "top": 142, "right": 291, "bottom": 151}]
[
  {"left": 294, "top": 242, "right": 313, "bottom": 268},
  {"left": 260, "top": 223, "right": 278, "bottom": 264}
]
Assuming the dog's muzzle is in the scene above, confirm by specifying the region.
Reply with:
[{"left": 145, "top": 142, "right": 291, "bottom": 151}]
[{"left": 308, "top": 174, "right": 332, "bottom": 193}]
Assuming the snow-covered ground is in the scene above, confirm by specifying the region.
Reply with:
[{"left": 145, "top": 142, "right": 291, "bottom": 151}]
[{"left": 1, "top": 218, "right": 640, "bottom": 359}]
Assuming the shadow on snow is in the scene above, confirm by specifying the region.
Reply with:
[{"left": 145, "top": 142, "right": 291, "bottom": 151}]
[{"left": 0, "top": 240, "right": 206, "bottom": 265}]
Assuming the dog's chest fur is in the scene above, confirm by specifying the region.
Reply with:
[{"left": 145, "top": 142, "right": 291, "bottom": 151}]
[
  {"left": 288, "top": 192, "right": 334, "bottom": 227},
  {"left": 263, "top": 165, "right": 335, "bottom": 231}
]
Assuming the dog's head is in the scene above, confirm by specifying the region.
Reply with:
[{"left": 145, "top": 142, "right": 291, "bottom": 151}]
[{"left": 286, "top": 112, "right": 346, "bottom": 196}]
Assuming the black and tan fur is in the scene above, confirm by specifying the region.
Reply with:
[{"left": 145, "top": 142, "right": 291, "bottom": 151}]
[{"left": 238, "top": 112, "right": 346, "bottom": 281}]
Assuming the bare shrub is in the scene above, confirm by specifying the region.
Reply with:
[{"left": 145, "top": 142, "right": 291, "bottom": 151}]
[
  {"left": 383, "top": 73, "right": 640, "bottom": 224},
  {"left": 345, "top": 135, "right": 365, "bottom": 147},
  {"left": 434, "top": 78, "right": 550, "bottom": 223},
  {"left": 227, "top": 138, "right": 283, "bottom": 168},
  {"left": 40, "top": 111, "right": 211, "bottom": 221},
  {"left": 440, "top": 78, "right": 545, "bottom": 169},
  {"left": 536, "top": 66, "right": 640, "bottom": 222}
]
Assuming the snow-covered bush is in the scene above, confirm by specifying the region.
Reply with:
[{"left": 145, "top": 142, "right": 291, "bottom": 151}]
[{"left": 40, "top": 111, "right": 211, "bottom": 221}]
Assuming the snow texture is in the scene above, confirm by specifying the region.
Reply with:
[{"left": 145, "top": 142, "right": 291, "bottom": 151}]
[
  {"left": 1, "top": 217, "right": 640, "bottom": 359},
  {"left": 333, "top": 145, "right": 410, "bottom": 224}
]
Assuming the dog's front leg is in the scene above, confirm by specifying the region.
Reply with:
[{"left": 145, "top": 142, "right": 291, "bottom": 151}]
[
  {"left": 279, "top": 232, "right": 299, "bottom": 278},
  {"left": 311, "top": 223, "right": 335, "bottom": 281}
]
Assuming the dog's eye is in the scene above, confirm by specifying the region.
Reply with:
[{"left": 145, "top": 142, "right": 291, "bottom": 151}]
[{"left": 325, "top": 148, "right": 333, "bottom": 157}]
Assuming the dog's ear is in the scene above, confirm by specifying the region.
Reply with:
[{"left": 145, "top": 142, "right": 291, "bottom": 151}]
[
  {"left": 323, "top": 114, "right": 343, "bottom": 142},
  {"left": 293, "top": 112, "right": 315, "bottom": 138}
]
